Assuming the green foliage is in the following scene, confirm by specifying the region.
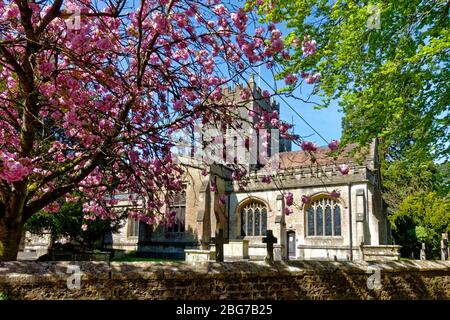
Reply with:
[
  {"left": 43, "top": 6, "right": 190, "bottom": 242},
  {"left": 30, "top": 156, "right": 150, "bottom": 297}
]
[
  {"left": 263, "top": 0, "right": 450, "bottom": 163},
  {"left": 0, "top": 291, "right": 10, "bottom": 300},
  {"left": 25, "top": 200, "right": 124, "bottom": 251},
  {"left": 382, "top": 159, "right": 449, "bottom": 258},
  {"left": 265, "top": 0, "right": 450, "bottom": 259},
  {"left": 389, "top": 192, "right": 450, "bottom": 259},
  {"left": 382, "top": 159, "right": 441, "bottom": 215}
]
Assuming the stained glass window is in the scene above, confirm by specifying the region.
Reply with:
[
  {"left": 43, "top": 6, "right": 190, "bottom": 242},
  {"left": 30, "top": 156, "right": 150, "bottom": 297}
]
[
  {"left": 334, "top": 206, "right": 341, "bottom": 236},
  {"left": 308, "top": 207, "right": 315, "bottom": 236},
  {"left": 254, "top": 208, "right": 260, "bottom": 236},
  {"left": 247, "top": 209, "right": 253, "bottom": 236},
  {"left": 240, "top": 201, "right": 268, "bottom": 236},
  {"left": 316, "top": 207, "right": 323, "bottom": 236},
  {"left": 325, "top": 206, "right": 332, "bottom": 236},
  {"left": 306, "top": 197, "right": 342, "bottom": 237},
  {"left": 262, "top": 208, "right": 267, "bottom": 236}
]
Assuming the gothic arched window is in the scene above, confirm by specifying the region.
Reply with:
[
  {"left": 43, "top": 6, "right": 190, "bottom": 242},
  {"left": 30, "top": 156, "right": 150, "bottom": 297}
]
[
  {"left": 240, "top": 201, "right": 268, "bottom": 236},
  {"left": 306, "top": 197, "right": 342, "bottom": 237}
]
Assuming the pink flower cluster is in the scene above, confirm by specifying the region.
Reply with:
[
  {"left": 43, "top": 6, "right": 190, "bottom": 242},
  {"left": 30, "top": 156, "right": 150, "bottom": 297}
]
[
  {"left": 301, "top": 35, "right": 317, "bottom": 57},
  {"left": 328, "top": 140, "right": 339, "bottom": 151},
  {"left": 0, "top": 0, "right": 296, "bottom": 225},
  {"left": 301, "top": 71, "right": 321, "bottom": 84},
  {"left": 285, "top": 73, "right": 298, "bottom": 85},
  {"left": 338, "top": 164, "right": 349, "bottom": 175},
  {"left": 210, "top": 181, "right": 217, "bottom": 192},
  {"left": 329, "top": 190, "right": 341, "bottom": 198},
  {"left": 301, "top": 141, "right": 318, "bottom": 152},
  {"left": 301, "top": 195, "right": 311, "bottom": 205},
  {"left": 232, "top": 168, "right": 247, "bottom": 181},
  {"left": 0, "top": 152, "right": 32, "bottom": 183},
  {"left": 285, "top": 192, "right": 294, "bottom": 206},
  {"left": 230, "top": 8, "right": 248, "bottom": 32},
  {"left": 261, "top": 175, "right": 272, "bottom": 184}
]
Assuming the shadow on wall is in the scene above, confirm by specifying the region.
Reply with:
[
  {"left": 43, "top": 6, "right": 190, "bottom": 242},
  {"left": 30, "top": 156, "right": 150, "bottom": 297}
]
[
  {"left": 135, "top": 224, "right": 200, "bottom": 260},
  {"left": 0, "top": 260, "right": 449, "bottom": 300}
]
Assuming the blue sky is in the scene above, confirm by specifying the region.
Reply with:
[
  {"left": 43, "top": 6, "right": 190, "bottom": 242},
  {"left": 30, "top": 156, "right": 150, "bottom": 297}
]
[
  {"left": 239, "top": 1, "right": 344, "bottom": 151},
  {"left": 257, "top": 75, "right": 343, "bottom": 151}
]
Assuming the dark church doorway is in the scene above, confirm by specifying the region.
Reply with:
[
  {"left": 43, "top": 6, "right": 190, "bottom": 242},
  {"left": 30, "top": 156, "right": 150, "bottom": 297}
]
[{"left": 287, "top": 231, "right": 296, "bottom": 259}]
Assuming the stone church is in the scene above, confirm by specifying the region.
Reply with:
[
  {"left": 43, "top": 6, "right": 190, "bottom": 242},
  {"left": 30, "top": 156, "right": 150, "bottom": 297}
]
[
  {"left": 20, "top": 80, "right": 400, "bottom": 261},
  {"left": 101, "top": 81, "right": 399, "bottom": 262}
]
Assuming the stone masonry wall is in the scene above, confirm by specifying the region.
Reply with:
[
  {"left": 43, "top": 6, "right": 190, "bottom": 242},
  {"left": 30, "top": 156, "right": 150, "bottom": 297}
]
[{"left": 0, "top": 260, "right": 449, "bottom": 300}]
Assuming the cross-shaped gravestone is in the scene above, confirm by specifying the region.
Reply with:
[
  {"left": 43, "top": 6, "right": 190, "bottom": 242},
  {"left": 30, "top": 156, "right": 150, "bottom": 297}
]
[
  {"left": 441, "top": 233, "right": 449, "bottom": 261},
  {"left": 211, "top": 229, "right": 226, "bottom": 262},
  {"left": 262, "top": 230, "right": 277, "bottom": 263}
]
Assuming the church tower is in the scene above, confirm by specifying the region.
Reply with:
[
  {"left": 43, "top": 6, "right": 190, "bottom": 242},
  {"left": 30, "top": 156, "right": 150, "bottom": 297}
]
[{"left": 219, "top": 75, "right": 292, "bottom": 171}]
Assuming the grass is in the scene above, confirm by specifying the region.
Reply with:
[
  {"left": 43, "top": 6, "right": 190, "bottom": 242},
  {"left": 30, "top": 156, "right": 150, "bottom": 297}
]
[
  {"left": 0, "top": 292, "right": 10, "bottom": 300},
  {"left": 111, "top": 251, "right": 183, "bottom": 263}
]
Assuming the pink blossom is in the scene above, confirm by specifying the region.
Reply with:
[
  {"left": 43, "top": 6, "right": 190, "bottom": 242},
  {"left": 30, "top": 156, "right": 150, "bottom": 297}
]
[
  {"left": 3, "top": 4, "right": 20, "bottom": 19},
  {"left": 173, "top": 99, "right": 186, "bottom": 111},
  {"left": 0, "top": 1, "right": 294, "bottom": 230},
  {"left": 301, "top": 35, "right": 317, "bottom": 56},
  {"left": 96, "top": 38, "right": 112, "bottom": 50},
  {"left": 81, "top": 224, "right": 88, "bottom": 231},
  {"left": 232, "top": 168, "right": 246, "bottom": 181},
  {"left": 301, "top": 141, "right": 318, "bottom": 152},
  {"left": 328, "top": 140, "right": 339, "bottom": 151},
  {"left": 338, "top": 164, "right": 350, "bottom": 175},
  {"left": 285, "top": 192, "right": 294, "bottom": 206},
  {"left": 230, "top": 8, "right": 247, "bottom": 32},
  {"left": 329, "top": 190, "right": 341, "bottom": 198},
  {"left": 284, "top": 207, "right": 293, "bottom": 215},
  {"left": 152, "top": 11, "right": 169, "bottom": 33},
  {"left": 0, "top": 152, "right": 32, "bottom": 183},
  {"left": 261, "top": 175, "right": 272, "bottom": 184},
  {"left": 240, "top": 88, "right": 251, "bottom": 100},
  {"left": 285, "top": 73, "right": 298, "bottom": 85},
  {"left": 39, "top": 62, "right": 55, "bottom": 77},
  {"left": 301, "top": 195, "right": 311, "bottom": 205},
  {"left": 44, "top": 202, "right": 60, "bottom": 213},
  {"left": 213, "top": 5, "right": 227, "bottom": 15},
  {"left": 219, "top": 194, "right": 227, "bottom": 205},
  {"left": 271, "top": 118, "right": 279, "bottom": 127}
]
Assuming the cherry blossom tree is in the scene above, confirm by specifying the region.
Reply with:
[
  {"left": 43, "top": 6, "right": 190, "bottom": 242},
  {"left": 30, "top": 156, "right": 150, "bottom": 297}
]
[{"left": 0, "top": 0, "right": 308, "bottom": 260}]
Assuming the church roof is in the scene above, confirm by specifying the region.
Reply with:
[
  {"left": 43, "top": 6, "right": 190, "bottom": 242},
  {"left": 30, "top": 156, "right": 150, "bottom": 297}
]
[{"left": 277, "top": 143, "right": 365, "bottom": 170}]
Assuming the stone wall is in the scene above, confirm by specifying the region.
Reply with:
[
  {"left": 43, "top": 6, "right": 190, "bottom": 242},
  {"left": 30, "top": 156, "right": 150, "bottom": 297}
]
[{"left": 0, "top": 260, "right": 449, "bottom": 300}]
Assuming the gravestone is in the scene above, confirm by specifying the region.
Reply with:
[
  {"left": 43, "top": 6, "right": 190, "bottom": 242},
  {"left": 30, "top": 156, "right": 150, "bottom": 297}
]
[
  {"left": 211, "top": 229, "right": 226, "bottom": 262},
  {"left": 441, "top": 233, "right": 449, "bottom": 261},
  {"left": 262, "top": 230, "right": 277, "bottom": 264},
  {"left": 420, "top": 242, "right": 426, "bottom": 260}
]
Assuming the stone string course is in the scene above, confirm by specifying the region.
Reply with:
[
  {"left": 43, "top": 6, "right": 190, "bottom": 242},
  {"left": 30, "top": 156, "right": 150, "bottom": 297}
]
[{"left": 0, "top": 260, "right": 449, "bottom": 300}]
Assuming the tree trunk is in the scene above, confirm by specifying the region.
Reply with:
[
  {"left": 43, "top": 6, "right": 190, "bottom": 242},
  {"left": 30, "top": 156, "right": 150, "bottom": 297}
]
[{"left": 0, "top": 216, "right": 24, "bottom": 261}]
